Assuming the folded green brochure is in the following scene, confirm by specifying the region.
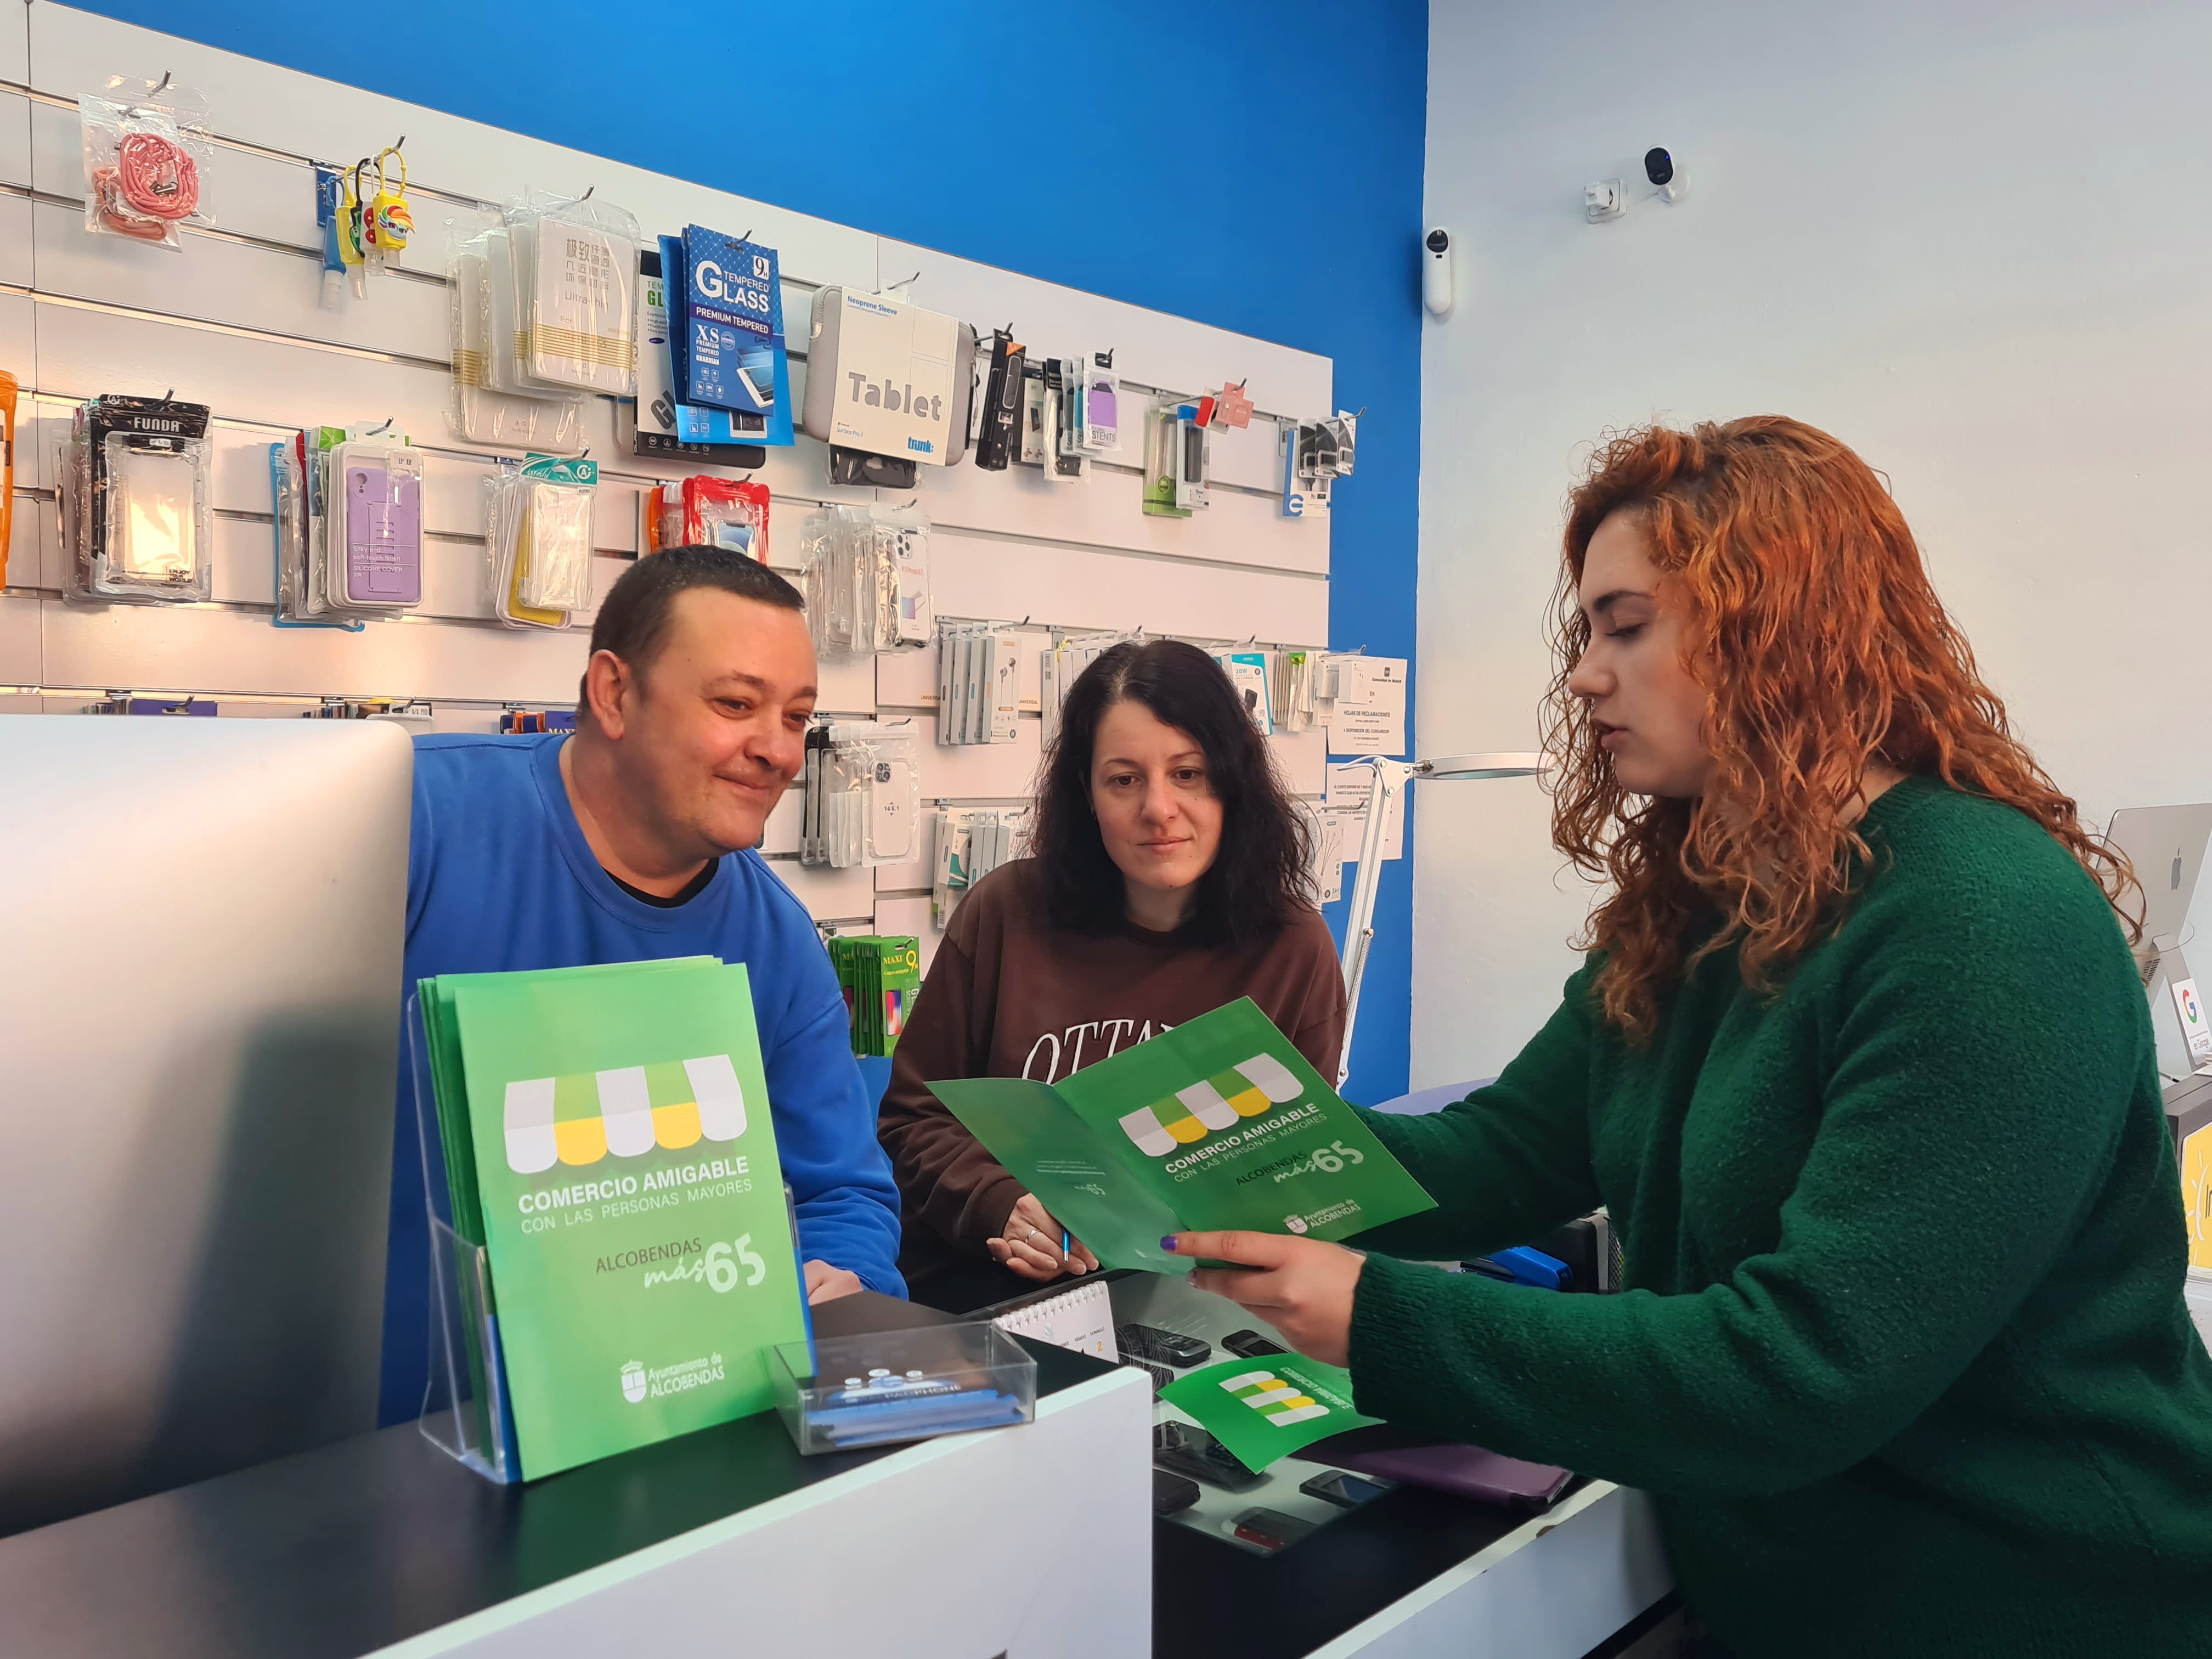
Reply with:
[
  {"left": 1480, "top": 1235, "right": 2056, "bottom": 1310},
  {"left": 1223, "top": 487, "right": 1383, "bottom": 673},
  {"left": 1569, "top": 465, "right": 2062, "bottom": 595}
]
[
  {"left": 1161, "top": 1353, "right": 1380, "bottom": 1473},
  {"left": 928, "top": 998, "right": 1435, "bottom": 1272},
  {"left": 418, "top": 957, "right": 810, "bottom": 1480}
]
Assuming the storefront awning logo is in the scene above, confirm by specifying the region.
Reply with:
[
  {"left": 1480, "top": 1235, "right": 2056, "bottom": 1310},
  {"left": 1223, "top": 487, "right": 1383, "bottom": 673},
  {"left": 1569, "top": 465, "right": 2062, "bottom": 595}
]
[
  {"left": 1221, "top": 1369, "right": 1331, "bottom": 1426},
  {"left": 1118, "top": 1053, "right": 1303, "bottom": 1156},
  {"left": 504, "top": 1056, "right": 748, "bottom": 1173}
]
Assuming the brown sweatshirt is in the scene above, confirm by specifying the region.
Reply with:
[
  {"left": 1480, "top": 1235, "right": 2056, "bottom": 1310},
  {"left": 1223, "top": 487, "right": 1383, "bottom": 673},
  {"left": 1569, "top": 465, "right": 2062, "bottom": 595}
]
[{"left": 878, "top": 859, "right": 1347, "bottom": 1294}]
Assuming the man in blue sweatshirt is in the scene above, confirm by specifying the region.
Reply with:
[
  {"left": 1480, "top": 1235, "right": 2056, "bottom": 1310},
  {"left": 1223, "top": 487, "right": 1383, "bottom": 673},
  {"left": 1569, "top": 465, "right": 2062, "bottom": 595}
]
[{"left": 381, "top": 546, "right": 904, "bottom": 1424}]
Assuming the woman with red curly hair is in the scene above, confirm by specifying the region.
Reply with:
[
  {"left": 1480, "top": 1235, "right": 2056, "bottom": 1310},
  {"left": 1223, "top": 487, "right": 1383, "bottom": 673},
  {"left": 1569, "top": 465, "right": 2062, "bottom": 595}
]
[{"left": 1171, "top": 417, "right": 2212, "bottom": 1657}]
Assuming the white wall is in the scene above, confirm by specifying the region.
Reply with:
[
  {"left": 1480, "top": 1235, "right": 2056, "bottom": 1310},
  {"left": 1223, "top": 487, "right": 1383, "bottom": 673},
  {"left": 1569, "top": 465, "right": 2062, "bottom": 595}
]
[{"left": 1414, "top": 0, "right": 2212, "bottom": 1085}]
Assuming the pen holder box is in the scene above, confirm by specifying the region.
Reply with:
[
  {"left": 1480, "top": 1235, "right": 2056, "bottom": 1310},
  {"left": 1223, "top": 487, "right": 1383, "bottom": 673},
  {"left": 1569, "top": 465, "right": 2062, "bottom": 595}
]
[{"left": 772, "top": 1322, "right": 1037, "bottom": 1456}]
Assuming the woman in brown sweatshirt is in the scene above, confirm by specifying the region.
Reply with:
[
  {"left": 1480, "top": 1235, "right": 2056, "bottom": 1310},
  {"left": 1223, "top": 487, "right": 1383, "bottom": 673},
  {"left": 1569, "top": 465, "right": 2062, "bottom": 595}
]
[{"left": 879, "top": 639, "right": 1347, "bottom": 1311}]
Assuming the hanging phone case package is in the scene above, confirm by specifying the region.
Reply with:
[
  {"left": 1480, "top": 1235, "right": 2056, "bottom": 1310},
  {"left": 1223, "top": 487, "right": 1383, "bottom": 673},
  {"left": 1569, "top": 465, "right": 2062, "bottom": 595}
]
[
  {"left": 805, "top": 725, "right": 921, "bottom": 869},
  {"left": 799, "top": 505, "right": 933, "bottom": 662},
  {"left": 517, "top": 469, "right": 595, "bottom": 612},
  {"left": 508, "top": 195, "right": 639, "bottom": 396},
  {"left": 330, "top": 441, "right": 424, "bottom": 609},
  {"left": 66, "top": 394, "right": 214, "bottom": 603},
  {"left": 80, "top": 76, "right": 215, "bottom": 250},
  {"left": 448, "top": 238, "right": 584, "bottom": 454},
  {"left": 484, "top": 455, "right": 596, "bottom": 627}
]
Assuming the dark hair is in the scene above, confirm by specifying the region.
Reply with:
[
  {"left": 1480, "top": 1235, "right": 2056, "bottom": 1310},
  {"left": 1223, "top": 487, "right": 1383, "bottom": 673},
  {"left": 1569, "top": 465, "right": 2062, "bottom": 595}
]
[
  {"left": 580, "top": 545, "right": 804, "bottom": 705},
  {"left": 1030, "top": 639, "right": 1314, "bottom": 946}
]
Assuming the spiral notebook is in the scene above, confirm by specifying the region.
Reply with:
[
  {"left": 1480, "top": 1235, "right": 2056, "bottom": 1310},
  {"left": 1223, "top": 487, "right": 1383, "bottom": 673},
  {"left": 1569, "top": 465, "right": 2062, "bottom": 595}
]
[{"left": 992, "top": 1279, "right": 1119, "bottom": 1362}]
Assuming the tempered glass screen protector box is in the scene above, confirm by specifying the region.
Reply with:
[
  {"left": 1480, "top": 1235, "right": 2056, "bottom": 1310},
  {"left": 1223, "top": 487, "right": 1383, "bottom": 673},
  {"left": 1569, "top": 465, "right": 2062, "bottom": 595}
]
[
  {"left": 929, "top": 998, "right": 1434, "bottom": 1272},
  {"left": 432, "top": 959, "right": 810, "bottom": 1478}
]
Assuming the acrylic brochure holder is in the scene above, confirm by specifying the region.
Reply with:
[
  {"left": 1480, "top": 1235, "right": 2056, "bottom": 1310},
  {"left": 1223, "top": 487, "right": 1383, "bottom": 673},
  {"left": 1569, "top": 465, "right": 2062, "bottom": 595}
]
[{"left": 405, "top": 991, "right": 523, "bottom": 1485}]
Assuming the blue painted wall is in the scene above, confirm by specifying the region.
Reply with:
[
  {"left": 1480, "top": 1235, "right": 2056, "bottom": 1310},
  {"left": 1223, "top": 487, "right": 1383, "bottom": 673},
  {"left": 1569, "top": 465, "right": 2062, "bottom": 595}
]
[{"left": 75, "top": 1, "right": 1430, "bottom": 1098}]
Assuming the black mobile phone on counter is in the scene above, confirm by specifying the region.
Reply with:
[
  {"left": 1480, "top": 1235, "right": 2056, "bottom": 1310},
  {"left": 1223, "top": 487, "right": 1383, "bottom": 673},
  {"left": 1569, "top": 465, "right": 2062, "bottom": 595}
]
[
  {"left": 1119, "top": 1323, "right": 1211, "bottom": 1368},
  {"left": 1153, "top": 1469, "right": 1201, "bottom": 1516},
  {"left": 1299, "top": 1468, "right": 1397, "bottom": 1510},
  {"left": 1222, "top": 1328, "right": 1286, "bottom": 1359},
  {"left": 1154, "top": 1420, "right": 1263, "bottom": 1492}
]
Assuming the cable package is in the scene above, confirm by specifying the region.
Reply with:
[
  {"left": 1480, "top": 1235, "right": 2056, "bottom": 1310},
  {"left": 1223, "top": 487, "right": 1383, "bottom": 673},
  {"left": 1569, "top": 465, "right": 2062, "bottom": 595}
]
[
  {"left": 798, "top": 504, "right": 933, "bottom": 663},
  {"left": 62, "top": 393, "right": 213, "bottom": 603},
  {"left": 80, "top": 76, "right": 215, "bottom": 251}
]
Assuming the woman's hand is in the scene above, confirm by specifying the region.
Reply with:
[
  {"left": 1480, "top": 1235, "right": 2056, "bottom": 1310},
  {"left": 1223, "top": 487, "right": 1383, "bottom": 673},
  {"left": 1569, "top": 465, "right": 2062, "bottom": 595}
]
[
  {"left": 1172, "top": 1231, "right": 1365, "bottom": 1367},
  {"left": 987, "top": 1193, "right": 1101, "bottom": 1282}
]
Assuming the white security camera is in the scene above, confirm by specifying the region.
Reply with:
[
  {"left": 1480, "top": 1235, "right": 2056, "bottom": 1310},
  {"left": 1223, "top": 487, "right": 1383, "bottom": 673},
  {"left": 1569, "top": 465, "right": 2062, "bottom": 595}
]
[
  {"left": 1645, "top": 146, "right": 1685, "bottom": 204},
  {"left": 1423, "top": 227, "right": 1453, "bottom": 317}
]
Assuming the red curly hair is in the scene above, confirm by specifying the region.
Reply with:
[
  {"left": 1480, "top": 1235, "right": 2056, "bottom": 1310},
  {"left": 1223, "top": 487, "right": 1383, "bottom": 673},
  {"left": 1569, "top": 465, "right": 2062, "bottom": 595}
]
[{"left": 1545, "top": 416, "right": 2137, "bottom": 1042}]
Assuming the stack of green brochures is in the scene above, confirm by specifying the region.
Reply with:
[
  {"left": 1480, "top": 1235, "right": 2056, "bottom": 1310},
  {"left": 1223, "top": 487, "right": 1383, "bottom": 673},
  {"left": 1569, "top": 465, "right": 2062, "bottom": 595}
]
[
  {"left": 929, "top": 998, "right": 1435, "bottom": 1272},
  {"left": 417, "top": 957, "right": 810, "bottom": 1479}
]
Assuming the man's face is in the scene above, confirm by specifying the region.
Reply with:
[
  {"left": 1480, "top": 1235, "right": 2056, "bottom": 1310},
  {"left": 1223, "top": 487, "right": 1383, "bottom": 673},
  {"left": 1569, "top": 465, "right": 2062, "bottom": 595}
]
[{"left": 607, "top": 591, "right": 817, "bottom": 857}]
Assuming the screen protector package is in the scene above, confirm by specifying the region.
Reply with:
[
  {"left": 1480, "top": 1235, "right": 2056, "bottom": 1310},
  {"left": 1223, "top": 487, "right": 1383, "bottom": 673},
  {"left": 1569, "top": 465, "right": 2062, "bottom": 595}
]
[
  {"left": 66, "top": 394, "right": 213, "bottom": 602},
  {"left": 507, "top": 194, "right": 640, "bottom": 397}
]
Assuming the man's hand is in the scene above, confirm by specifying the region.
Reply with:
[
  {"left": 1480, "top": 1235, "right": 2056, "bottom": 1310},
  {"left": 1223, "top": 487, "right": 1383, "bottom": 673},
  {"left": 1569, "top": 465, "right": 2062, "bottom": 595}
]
[
  {"left": 1172, "top": 1231, "right": 1365, "bottom": 1367},
  {"left": 803, "top": 1259, "right": 864, "bottom": 1305},
  {"left": 986, "top": 1192, "right": 1101, "bottom": 1282}
]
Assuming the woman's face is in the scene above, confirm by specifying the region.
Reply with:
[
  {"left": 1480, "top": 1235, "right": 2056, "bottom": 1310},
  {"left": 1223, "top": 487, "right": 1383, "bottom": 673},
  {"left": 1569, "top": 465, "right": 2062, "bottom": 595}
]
[
  {"left": 1566, "top": 510, "right": 1714, "bottom": 798},
  {"left": 1088, "top": 699, "right": 1224, "bottom": 908}
]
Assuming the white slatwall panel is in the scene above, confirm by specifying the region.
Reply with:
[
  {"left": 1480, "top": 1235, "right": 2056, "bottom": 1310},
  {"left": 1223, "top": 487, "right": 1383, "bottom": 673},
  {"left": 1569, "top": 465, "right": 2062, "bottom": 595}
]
[
  {"left": 2, "top": 7, "right": 27, "bottom": 84},
  {"left": 2, "top": 3, "right": 1333, "bottom": 926}
]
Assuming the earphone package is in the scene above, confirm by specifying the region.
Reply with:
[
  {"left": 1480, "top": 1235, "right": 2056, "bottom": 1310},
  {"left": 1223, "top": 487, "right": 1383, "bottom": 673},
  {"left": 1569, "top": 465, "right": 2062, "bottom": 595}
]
[
  {"left": 448, "top": 237, "right": 585, "bottom": 453},
  {"left": 506, "top": 193, "right": 640, "bottom": 397}
]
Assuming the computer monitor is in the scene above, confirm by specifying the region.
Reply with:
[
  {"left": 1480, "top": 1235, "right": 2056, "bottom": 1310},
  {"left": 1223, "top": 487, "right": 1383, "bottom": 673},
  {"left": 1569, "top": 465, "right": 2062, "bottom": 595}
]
[
  {"left": 0, "top": 716, "right": 410, "bottom": 1536},
  {"left": 2105, "top": 802, "right": 2212, "bottom": 975}
]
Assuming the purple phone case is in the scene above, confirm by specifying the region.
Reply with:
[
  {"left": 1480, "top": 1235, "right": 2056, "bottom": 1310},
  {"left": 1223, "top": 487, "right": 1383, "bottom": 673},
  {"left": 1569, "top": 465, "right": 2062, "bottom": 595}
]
[
  {"left": 344, "top": 464, "right": 422, "bottom": 604},
  {"left": 1302, "top": 1428, "right": 1570, "bottom": 1509}
]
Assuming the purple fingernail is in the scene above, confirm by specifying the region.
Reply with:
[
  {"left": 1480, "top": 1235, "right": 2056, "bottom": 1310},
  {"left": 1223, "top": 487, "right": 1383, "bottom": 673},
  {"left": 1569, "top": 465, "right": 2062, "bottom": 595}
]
[{"left": 1160, "top": 1237, "right": 1178, "bottom": 1252}]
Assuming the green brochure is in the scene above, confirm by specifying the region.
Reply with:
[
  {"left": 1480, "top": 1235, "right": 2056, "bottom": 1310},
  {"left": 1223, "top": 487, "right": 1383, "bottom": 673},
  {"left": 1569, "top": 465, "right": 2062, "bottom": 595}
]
[
  {"left": 928, "top": 998, "right": 1435, "bottom": 1273},
  {"left": 1160, "top": 1353, "right": 1380, "bottom": 1473},
  {"left": 431, "top": 959, "right": 810, "bottom": 1479}
]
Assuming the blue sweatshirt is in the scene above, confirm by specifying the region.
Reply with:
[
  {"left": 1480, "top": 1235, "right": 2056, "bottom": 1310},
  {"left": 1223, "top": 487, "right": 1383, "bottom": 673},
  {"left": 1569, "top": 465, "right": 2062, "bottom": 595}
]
[{"left": 379, "top": 731, "right": 905, "bottom": 1425}]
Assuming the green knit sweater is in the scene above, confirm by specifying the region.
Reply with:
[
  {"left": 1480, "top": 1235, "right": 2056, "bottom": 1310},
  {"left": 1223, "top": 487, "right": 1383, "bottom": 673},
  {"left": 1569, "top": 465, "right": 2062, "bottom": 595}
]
[{"left": 1350, "top": 777, "right": 2212, "bottom": 1658}]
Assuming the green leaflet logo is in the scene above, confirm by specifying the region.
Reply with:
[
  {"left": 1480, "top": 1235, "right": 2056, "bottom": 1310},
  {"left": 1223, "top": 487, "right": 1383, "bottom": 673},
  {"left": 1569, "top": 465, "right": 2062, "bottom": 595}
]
[
  {"left": 504, "top": 1056, "right": 747, "bottom": 1173},
  {"left": 1221, "top": 1369, "right": 1331, "bottom": 1426},
  {"left": 1117, "top": 1053, "right": 1304, "bottom": 1156}
]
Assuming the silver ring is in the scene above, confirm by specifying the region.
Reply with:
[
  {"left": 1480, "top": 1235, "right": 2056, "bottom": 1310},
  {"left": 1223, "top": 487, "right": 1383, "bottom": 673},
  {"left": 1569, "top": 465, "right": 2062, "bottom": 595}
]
[{"left": 1024, "top": 1227, "right": 1042, "bottom": 1243}]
